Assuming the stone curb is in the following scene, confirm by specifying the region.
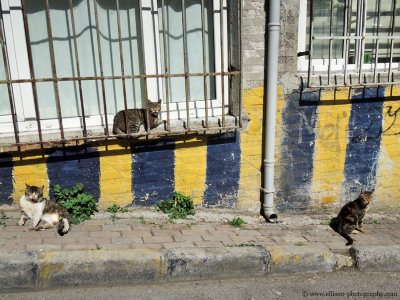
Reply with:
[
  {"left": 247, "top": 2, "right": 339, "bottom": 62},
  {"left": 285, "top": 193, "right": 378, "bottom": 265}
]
[
  {"left": 0, "top": 245, "right": 353, "bottom": 291},
  {"left": 350, "top": 245, "right": 400, "bottom": 271}
]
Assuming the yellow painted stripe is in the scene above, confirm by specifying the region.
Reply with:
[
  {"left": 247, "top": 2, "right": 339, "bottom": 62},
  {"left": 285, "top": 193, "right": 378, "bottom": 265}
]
[
  {"left": 98, "top": 143, "right": 132, "bottom": 208},
  {"left": 375, "top": 87, "right": 400, "bottom": 208},
  {"left": 238, "top": 86, "right": 265, "bottom": 210},
  {"left": 311, "top": 88, "right": 351, "bottom": 205},
  {"left": 174, "top": 137, "right": 207, "bottom": 205},
  {"left": 13, "top": 155, "right": 49, "bottom": 203}
]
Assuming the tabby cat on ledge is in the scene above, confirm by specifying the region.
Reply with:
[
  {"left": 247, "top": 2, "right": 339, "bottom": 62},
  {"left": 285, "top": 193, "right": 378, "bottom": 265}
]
[
  {"left": 112, "top": 99, "right": 163, "bottom": 134},
  {"left": 18, "top": 184, "right": 71, "bottom": 235},
  {"left": 330, "top": 189, "right": 374, "bottom": 246}
]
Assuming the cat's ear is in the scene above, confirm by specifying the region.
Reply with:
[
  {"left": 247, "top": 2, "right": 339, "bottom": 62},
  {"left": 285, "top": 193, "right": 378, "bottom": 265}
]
[
  {"left": 157, "top": 99, "right": 161, "bottom": 104},
  {"left": 25, "top": 183, "right": 30, "bottom": 189},
  {"left": 40, "top": 185, "right": 44, "bottom": 191},
  {"left": 360, "top": 188, "right": 365, "bottom": 193},
  {"left": 370, "top": 189, "right": 375, "bottom": 193}
]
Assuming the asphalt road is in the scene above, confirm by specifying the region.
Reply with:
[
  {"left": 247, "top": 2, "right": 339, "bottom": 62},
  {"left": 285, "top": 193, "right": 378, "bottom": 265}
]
[{"left": 1, "top": 271, "right": 399, "bottom": 300}]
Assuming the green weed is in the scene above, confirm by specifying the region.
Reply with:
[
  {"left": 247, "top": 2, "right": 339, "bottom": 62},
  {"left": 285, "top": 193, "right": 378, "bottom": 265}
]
[
  {"left": 54, "top": 183, "right": 98, "bottom": 224},
  {"left": 139, "top": 216, "right": 146, "bottom": 224},
  {"left": 320, "top": 221, "right": 330, "bottom": 226},
  {"left": 295, "top": 242, "right": 306, "bottom": 246},
  {"left": 228, "top": 217, "right": 246, "bottom": 228},
  {"left": 107, "top": 204, "right": 128, "bottom": 223},
  {"left": 155, "top": 191, "right": 195, "bottom": 219}
]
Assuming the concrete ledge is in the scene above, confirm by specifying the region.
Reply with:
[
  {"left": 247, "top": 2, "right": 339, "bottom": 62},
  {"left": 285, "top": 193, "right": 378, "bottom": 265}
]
[
  {"left": 163, "top": 246, "right": 269, "bottom": 281},
  {"left": 0, "top": 251, "right": 38, "bottom": 290},
  {"left": 350, "top": 245, "right": 400, "bottom": 271},
  {"left": 1, "top": 245, "right": 398, "bottom": 291},
  {"left": 267, "top": 246, "right": 337, "bottom": 274}
]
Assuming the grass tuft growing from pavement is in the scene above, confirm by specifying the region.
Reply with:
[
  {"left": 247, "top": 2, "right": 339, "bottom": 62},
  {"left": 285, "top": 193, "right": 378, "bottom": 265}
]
[
  {"left": 107, "top": 204, "right": 128, "bottom": 223},
  {"left": 228, "top": 217, "right": 246, "bottom": 228}
]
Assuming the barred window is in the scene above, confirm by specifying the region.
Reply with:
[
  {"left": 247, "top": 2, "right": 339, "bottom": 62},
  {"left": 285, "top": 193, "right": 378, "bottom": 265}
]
[
  {"left": 298, "top": 0, "right": 400, "bottom": 88},
  {"left": 0, "top": 0, "right": 241, "bottom": 147}
]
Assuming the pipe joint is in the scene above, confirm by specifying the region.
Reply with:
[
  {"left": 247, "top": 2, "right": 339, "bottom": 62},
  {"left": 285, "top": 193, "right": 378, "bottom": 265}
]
[{"left": 261, "top": 187, "right": 275, "bottom": 194}]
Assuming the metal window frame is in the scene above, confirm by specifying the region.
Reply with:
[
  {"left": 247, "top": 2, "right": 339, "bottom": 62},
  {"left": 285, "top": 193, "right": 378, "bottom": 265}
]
[
  {"left": 306, "top": 0, "right": 400, "bottom": 88},
  {"left": 0, "top": 0, "right": 242, "bottom": 148}
]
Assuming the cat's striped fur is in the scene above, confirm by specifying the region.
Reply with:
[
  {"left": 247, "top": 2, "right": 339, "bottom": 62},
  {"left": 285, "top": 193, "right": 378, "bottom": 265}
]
[{"left": 112, "top": 99, "right": 163, "bottom": 134}]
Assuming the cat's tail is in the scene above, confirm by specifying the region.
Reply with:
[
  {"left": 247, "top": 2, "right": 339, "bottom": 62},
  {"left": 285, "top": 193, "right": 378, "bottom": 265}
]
[
  {"left": 330, "top": 217, "right": 354, "bottom": 246},
  {"left": 57, "top": 217, "right": 70, "bottom": 236}
]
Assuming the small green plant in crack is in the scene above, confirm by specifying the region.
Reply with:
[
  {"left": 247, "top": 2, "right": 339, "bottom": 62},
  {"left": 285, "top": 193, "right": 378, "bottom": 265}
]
[
  {"left": 159, "top": 224, "right": 164, "bottom": 229},
  {"left": 107, "top": 204, "right": 128, "bottom": 223},
  {"left": 0, "top": 213, "right": 8, "bottom": 226},
  {"left": 281, "top": 226, "right": 289, "bottom": 230},
  {"left": 228, "top": 217, "right": 246, "bottom": 228},
  {"left": 373, "top": 219, "right": 381, "bottom": 225},
  {"left": 139, "top": 216, "right": 146, "bottom": 224},
  {"left": 155, "top": 191, "right": 195, "bottom": 219},
  {"left": 226, "top": 243, "right": 255, "bottom": 248},
  {"left": 54, "top": 183, "right": 98, "bottom": 224},
  {"left": 320, "top": 221, "right": 330, "bottom": 226},
  {"left": 295, "top": 242, "right": 306, "bottom": 246}
]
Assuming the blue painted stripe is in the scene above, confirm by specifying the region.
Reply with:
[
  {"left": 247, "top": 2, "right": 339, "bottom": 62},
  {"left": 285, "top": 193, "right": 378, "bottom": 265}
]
[
  {"left": 277, "top": 90, "right": 319, "bottom": 211},
  {"left": 131, "top": 141, "right": 175, "bottom": 206},
  {"left": 47, "top": 146, "right": 100, "bottom": 201},
  {"left": 0, "top": 153, "right": 13, "bottom": 205},
  {"left": 203, "top": 132, "right": 241, "bottom": 209},
  {"left": 341, "top": 87, "right": 384, "bottom": 198}
]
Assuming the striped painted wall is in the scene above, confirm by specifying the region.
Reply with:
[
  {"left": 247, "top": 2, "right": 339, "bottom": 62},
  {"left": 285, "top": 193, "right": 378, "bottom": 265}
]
[{"left": 1, "top": 85, "right": 399, "bottom": 211}]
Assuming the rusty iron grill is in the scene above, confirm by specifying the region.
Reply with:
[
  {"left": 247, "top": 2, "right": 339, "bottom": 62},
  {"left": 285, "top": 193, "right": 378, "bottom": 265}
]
[
  {"left": 306, "top": 0, "right": 400, "bottom": 88},
  {"left": 0, "top": 0, "right": 242, "bottom": 148}
]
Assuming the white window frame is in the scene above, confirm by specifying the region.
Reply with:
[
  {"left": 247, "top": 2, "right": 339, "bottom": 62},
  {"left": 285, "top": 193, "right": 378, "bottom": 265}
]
[
  {"left": 298, "top": 0, "right": 400, "bottom": 75},
  {"left": 0, "top": 0, "right": 228, "bottom": 135}
]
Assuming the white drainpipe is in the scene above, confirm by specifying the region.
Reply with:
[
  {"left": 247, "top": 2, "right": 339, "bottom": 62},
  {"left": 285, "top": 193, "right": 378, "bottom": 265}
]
[{"left": 262, "top": 0, "right": 280, "bottom": 222}]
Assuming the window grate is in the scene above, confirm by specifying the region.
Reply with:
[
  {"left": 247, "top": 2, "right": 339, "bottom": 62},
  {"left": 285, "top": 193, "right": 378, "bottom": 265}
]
[
  {"left": 0, "top": 0, "right": 242, "bottom": 148},
  {"left": 305, "top": 0, "right": 400, "bottom": 88}
]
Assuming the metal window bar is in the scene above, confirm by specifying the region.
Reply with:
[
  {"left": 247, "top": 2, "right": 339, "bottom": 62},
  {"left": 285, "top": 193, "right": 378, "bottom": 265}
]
[
  {"left": 307, "top": 0, "right": 400, "bottom": 88},
  {"left": 343, "top": 0, "right": 352, "bottom": 85},
  {"left": 69, "top": 0, "right": 87, "bottom": 139},
  {"left": 0, "top": 0, "right": 241, "bottom": 148},
  {"left": 357, "top": 0, "right": 367, "bottom": 84},
  {"left": 373, "top": 0, "right": 382, "bottom": 83},
  {"left": 201, "top": 0, "right": 209, "bottom": 129},
  {"left": 181, "top": 0, "right": 190, "bottom": 131},
  {"left": 328, "top": 0, "right": 334, "bottom": 85},
  {"left": 388, "top": 0, "right": 397, "bottom": 82},
  {"left": 0, "top": 8, "right": 19, "bottom": 147},
  {"left": 138, "top": 0, "right": 150, "bottom": 134},
  {"left": 21, "top": 0, "right": 43, "bottom": 143},
  {"left": 116, "top": 0, "right": 129, "bottom": 134},
  {"left": 220, "top": 0, "right": 225, "bottom": 128},
  {"left": 161, "top": 0, "right": 171, "bottom": 132},
  {"left": 44, "top": 0, "right": 65, "bottom": 140},
  {"left": 93, "top": 0, "right": 110, "bottom": 136}
]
